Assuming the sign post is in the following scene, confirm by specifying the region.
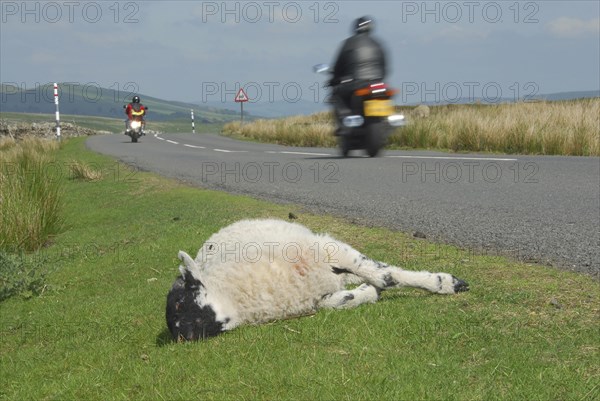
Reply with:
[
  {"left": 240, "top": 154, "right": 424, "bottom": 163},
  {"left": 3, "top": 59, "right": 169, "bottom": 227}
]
[
  {"left": 191, "top": 109, "right": 195, "bottom": 134},
  {"left": 53, "top": 83, "right": 61, "bottom": 141},
  {"left": 234, "top": 88, "right": 249, "bottom": 125}
]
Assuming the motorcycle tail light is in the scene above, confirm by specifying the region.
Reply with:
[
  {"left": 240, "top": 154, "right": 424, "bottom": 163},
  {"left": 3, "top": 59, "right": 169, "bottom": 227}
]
[
  {"left": 355, "top": 83, "right": 395, "bottom": 97},
  {"left": 355, "top": 87, "right": 372, "bottom": 96}
]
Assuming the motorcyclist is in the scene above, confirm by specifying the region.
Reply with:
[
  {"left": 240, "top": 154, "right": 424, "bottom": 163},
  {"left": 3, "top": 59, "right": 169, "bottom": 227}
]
[
  {"left": 330, "top": 16, "right": 388, "bottom": 131},
  {"left": 124, "top": 95, "right": 147, "bottom": 135}
]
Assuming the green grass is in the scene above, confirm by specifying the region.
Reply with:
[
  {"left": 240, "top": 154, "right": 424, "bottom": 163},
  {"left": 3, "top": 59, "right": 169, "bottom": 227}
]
[{"left": 0, "top": 138, "right": 598, "bottom": 400}]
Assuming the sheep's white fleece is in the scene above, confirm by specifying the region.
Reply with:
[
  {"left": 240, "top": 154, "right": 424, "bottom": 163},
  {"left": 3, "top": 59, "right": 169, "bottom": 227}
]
[{"left": 186, "top": 219, "right": 359, "bottom": 328}]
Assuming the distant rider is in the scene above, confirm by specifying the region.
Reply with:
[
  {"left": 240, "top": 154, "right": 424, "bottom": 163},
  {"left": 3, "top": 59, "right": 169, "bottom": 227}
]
[
  {"left": 330, "top": 16, "right": 388, "bottom": 129},
  {"left": 124, "top": 96, "right": 146, "bottom": 134}
]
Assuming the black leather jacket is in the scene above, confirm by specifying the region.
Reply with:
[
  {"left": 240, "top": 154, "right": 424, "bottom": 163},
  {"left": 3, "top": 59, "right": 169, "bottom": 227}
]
[{"left": 332, "top": 31, "right": 387, "bottom": 85}]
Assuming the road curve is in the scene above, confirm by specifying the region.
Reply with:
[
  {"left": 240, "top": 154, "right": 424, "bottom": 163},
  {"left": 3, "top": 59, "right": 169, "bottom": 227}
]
[{"left": 87, "top": 132, "right": 599, "bottom": 277}]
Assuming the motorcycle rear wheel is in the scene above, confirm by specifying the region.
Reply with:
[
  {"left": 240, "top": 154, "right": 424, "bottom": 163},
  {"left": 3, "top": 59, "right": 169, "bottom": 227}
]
[
  {"left": 338, "top": 136, "right": 350, "bottom": 157},
  {"left": 365, "top": 123, "right": 386, "bottom": 157}
]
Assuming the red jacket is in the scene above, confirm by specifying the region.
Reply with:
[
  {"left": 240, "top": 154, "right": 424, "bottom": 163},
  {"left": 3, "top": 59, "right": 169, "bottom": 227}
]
[{"left": 125, "top": 103, "right": 146, "bottom": 119}]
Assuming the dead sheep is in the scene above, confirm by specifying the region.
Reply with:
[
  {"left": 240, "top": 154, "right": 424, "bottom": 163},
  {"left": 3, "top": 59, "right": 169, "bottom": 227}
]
[{"left": 166, "top": 218, "right": 469, "bottom": 341}]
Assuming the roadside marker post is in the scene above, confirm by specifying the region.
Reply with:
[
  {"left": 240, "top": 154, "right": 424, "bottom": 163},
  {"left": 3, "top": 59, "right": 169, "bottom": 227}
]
[
  {"left": 53, "top": 83, "right": 61, "bottom": 140},
  {"left": 191, "top": 109, "right": 195, "bottom": 133},
  {"left": 234, "top": 88, "right": 249, "bottom": 125}
]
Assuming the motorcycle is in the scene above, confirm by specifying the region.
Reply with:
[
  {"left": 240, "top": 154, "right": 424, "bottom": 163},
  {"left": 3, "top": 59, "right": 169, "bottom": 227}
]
[
  {"left": 314, "top": 64, "right": 405, "bottom": 157},
  {"left": 123, "top": 105, "right": 148, "bottom": 143}
]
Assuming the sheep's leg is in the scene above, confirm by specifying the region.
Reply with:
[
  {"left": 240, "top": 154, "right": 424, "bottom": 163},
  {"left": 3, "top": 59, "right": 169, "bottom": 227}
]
[
  {"left": 318, "top": 283, "right": 380, "bottom": 309},
  {"left": 330, "top": 244, "right": 469, "bottom": 295}
]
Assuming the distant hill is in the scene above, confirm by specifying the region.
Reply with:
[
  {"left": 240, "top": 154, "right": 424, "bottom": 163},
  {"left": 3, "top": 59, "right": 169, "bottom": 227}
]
[
  {"left": 414, "top": 90, "right": 600, "bottom": 107},
  {"left": 199, "top": 99, "right": 327, "bottom": 118},
  {"left": 2, "top": 83, "right": 597, "bottom": 120},
  {"left": 537, "top": 90, "right": 600, "bottom": 101},
  {"left": 0, "top": 83, "right": 254, "bottom": 123}
]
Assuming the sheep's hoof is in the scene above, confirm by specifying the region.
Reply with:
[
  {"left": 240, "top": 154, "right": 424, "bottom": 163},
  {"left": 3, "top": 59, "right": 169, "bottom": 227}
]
[{"left": 453, "top": 276, "right": 470, "bottom": 293}]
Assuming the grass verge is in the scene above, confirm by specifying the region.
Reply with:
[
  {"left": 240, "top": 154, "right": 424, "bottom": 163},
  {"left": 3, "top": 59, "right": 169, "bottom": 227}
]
[
  {"left": 0, "top": 137, "right": 598, "bottom": 400},
  {"left": 222, "top": 99, "right": 600, "bottom": 156},
  {"left": 0, "top": 136, "right": 64, "bottom": 252}
]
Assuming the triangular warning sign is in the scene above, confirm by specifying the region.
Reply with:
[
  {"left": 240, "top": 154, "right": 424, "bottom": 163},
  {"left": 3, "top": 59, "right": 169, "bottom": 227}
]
[{"left": 235, "top": 88, "right": 249, "bottom": 102}]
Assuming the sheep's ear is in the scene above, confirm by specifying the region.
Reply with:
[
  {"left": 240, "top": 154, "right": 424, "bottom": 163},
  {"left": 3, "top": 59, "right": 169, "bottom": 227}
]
[{"left": 178, "top": 251, "right": 202, "bottom": 287}]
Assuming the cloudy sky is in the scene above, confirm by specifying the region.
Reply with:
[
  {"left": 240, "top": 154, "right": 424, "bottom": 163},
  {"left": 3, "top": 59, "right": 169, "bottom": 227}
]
[{"left": 1, "top": 0, "right": 599, "bottom": 107}]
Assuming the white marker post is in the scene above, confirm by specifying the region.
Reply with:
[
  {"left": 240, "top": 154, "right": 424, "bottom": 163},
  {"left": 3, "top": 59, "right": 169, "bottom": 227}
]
[
  {"left": 234, "top": 88, "right": 249, "bottom": 125},
  {"left": 53, "top": 83, "right": 61, "bottom": 140},
  {"left": 191, "top": 109, "right": 195, "bottom": 133}
]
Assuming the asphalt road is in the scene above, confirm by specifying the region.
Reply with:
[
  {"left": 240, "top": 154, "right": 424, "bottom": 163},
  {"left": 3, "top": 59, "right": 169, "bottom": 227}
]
[{"left": 87, "top": 132, "right": 599, "bottom": 277}]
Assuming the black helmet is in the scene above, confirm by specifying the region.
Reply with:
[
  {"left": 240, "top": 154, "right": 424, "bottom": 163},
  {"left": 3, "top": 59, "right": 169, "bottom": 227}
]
[
  {"left": 354, "top": 16, "right": 373, "bottom": 34},
  {"left": 132, "top": 96, "right": 140, "bottom": 103}
]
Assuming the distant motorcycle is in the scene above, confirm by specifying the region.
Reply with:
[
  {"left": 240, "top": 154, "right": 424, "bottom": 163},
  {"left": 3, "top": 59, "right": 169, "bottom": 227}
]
[
  {"left": 123, "top": 105, "right": 148, "bottom": 143},
  {"left": 314, "top": 63, "right": 404, "bottom": 157}
]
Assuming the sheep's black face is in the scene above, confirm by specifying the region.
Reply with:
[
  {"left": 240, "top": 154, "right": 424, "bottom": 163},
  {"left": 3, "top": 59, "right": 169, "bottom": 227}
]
[{"left": 166, "top": 277, "right": 224, "bottom": 342}]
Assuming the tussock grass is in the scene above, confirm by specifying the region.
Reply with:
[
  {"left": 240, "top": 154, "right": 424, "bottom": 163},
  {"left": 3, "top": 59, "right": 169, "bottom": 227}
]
[
  {"left": 224, "top": 112, "right": 337, "bottom": 147},
  {"left": 223, "top": 99, "right": 600, "bottom": 155},
  {"left": 69, "top": 160, "right": 103, "bottom": 181},
  {"left": 0, "top": 136, "right": 64, "bottom": 251},
  {"left": 392, "top": 99, "right": 600, "bottom": 155}
]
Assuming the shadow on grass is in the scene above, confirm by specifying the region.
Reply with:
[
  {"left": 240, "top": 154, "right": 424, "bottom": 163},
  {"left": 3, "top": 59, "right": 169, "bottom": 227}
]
[{"left": 156, "top": 328, "right": 174, "bottom": 347}]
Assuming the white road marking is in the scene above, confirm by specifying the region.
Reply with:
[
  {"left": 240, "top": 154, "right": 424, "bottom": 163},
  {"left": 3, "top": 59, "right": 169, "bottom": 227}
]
[
  {"left": 153, "top": 133, "right": 517, "bottom": 161},
  {"left": 214, "top": 148, "right": 247, "bottom": 153},
  {"left": 384, "top": 155, "right": 517, "bottom": 162},
  {"left": 277, "top": 151, "right": 332, "bottom": 156}
]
